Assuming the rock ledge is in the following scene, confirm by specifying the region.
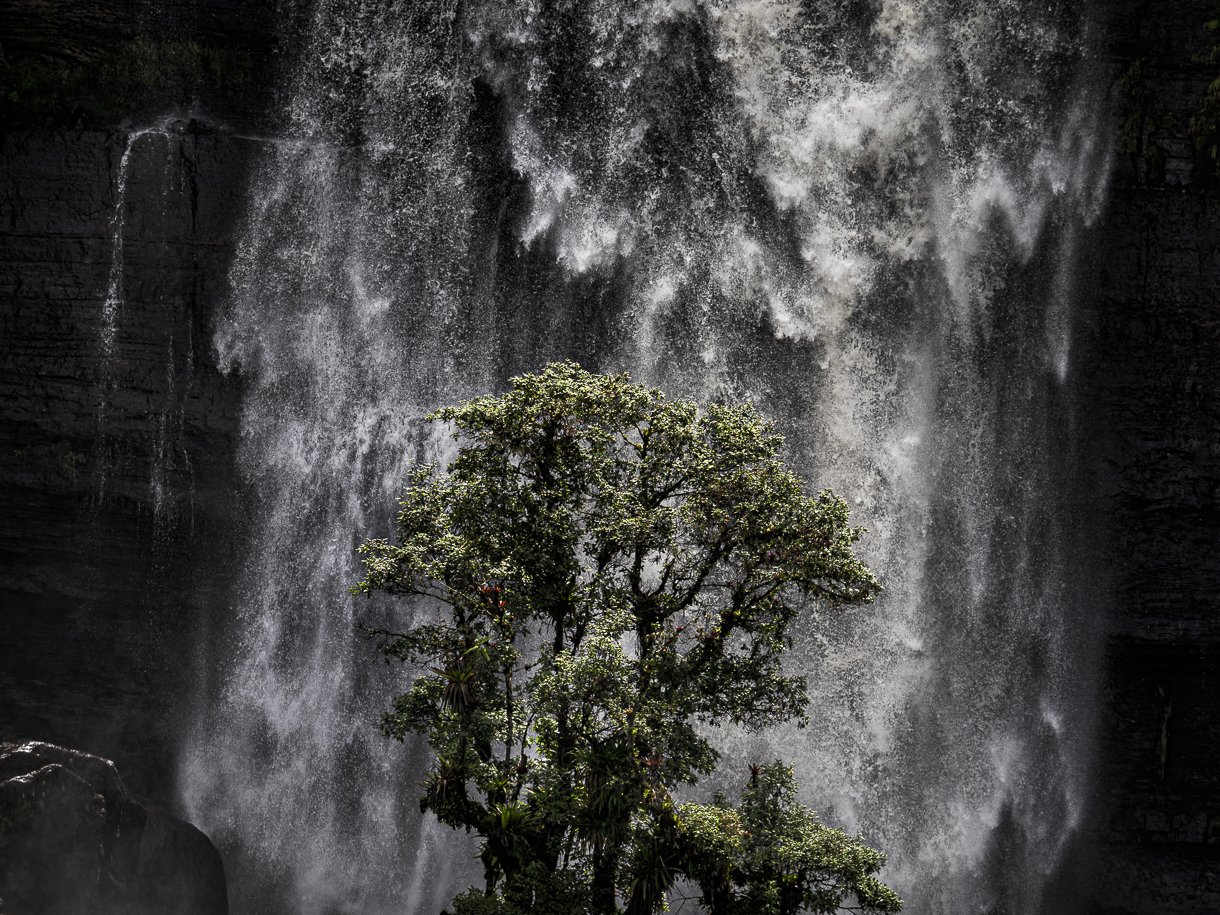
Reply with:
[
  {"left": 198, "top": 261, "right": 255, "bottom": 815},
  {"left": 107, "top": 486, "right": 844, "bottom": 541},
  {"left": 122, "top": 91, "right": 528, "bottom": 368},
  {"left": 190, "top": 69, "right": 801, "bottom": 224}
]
[{"left": 0, "top": 741, "right": 227, "bottom": 915}]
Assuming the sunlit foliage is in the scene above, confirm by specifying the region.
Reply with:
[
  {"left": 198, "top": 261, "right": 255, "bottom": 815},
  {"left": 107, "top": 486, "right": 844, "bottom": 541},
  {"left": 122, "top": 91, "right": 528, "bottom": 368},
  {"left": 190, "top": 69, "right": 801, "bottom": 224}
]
[{"left": 355, "top": 362, "right": 900, "bottom": 915}]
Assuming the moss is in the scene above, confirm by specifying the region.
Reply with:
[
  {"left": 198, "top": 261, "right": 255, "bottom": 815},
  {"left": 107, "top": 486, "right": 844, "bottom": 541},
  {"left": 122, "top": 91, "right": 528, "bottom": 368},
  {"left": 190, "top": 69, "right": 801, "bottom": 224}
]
[
  {"left": 1190, "top": 19, "right": 1220, "bottom": 189},
  {"left": 1116, "top": 58, "right": 1176, "bottom": 187},
  {"left": 11, "top": 443, "right": 85, "bottom": 486},
  {"left": 0, "top": 38, "right": 253, "bottom": 127}
]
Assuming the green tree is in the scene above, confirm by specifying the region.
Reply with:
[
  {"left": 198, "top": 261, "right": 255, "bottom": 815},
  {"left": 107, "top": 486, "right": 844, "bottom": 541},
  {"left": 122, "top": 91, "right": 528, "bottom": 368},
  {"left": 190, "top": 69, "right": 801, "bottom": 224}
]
[
  {"left": 674, "top": 764, "right": 900, "bottom": 915},
  {"left": 354, "top": 361, "right": 901, "bottom": 915}
]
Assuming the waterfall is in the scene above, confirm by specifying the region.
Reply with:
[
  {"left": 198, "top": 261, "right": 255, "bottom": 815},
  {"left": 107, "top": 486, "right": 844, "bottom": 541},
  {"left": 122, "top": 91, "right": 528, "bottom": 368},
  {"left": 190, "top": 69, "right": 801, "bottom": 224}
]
[
  {"left": 100, "top": 130, "right": 143, "bottom": 363},
  {"left": 97, "top": 125, "right": 160, "bottom": 498},
  {"left": 182, "top": 1, "right": 1112, "bottom": 912},
  {"left": 97, "top": 118, "right": 197, "bottom": 528}
]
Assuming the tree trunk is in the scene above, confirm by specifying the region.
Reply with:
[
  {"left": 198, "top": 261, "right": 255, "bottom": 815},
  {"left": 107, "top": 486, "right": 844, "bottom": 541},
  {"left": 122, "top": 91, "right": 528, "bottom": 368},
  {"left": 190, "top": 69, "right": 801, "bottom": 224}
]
[{"left": 590, "top": 844, "right": 619, "bottom": 914}]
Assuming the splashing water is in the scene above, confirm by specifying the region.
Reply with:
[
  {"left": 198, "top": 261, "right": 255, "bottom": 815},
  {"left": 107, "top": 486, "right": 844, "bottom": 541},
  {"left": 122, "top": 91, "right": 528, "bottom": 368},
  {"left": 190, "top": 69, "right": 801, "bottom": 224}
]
[{"left": 183, "top": 1, "right": 1112, "bottom": 912}]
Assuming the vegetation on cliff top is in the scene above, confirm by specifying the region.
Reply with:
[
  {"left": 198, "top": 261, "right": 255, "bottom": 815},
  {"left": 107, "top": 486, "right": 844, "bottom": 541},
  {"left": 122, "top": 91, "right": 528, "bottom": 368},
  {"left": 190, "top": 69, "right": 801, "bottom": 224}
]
[
  {"left": 1112, "top": 13, "right": 1220, "bottom": 191},
  {"left": 1116, "top": 58, "right": 1175, "bottom": 187},
  {"left": 354, "top": 362, "right": 901, "bottom": 915},
  {"left": 1191, "top": 18, "right": 1220, "bottom": 187},
  {"left": 0, "top": 38, "right": 252, "bottom": 128}
]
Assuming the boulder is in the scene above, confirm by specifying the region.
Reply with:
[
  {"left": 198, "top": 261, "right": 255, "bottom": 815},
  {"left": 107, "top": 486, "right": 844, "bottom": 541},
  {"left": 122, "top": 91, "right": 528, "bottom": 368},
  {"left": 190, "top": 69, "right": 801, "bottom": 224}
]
[{"left": 0, "top": 741, "right": 227, "bottom": 915}]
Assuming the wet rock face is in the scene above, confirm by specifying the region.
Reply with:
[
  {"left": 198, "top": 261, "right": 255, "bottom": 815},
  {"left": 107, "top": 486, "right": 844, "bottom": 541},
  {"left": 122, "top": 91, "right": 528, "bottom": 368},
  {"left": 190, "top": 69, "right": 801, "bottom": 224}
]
[
  {"left": 0, "top": 123, "right": 257, "bottom": 797},
  {"left": 1083, "top": 1, "right": 1220, "bottom": 912},
  {"left": 0, "top": 0, "right": 138, "bottom": 64},
  {"left": 0, "top": 741, "right": 227, "bottom": 915},
  {"left": 0, "top": 0, "right": 282, "bottom": 799},
  {"left": 0, "top": 0, "right": 282, "bottom": 63}
]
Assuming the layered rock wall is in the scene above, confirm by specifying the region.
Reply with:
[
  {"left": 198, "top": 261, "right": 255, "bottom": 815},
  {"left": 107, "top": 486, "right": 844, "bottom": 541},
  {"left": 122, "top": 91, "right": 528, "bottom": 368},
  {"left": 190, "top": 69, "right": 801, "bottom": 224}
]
[
  {"left": 1084, "top": 1, "right": 1220, "bottom": 910},
  {"left": 0, "top": 0, "right": 281, "bottom": 798},
  {"left": 0, "top": 123, "right": 262, "bottom": 796}
]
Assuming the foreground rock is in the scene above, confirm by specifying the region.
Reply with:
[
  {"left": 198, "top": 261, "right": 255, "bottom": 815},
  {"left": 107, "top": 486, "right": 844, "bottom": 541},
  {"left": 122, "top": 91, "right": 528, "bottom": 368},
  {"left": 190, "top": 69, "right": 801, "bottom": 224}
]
[{"left": 0, "top": 741, "right": 226, "bottom": 915}]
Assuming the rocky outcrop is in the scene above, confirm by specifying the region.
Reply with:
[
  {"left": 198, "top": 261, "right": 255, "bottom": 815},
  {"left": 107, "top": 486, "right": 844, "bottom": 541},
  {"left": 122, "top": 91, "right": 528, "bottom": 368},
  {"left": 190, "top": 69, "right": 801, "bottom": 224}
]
[{"left": 0, "top": 741, "right": 227, "bottom": 914}]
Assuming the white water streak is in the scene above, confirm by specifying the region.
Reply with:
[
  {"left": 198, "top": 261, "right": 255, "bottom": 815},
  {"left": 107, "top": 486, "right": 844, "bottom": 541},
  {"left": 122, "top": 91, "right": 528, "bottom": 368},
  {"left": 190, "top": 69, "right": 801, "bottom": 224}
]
[{"left": 184, "top": 2, "right": 1112, "bottom": 912}]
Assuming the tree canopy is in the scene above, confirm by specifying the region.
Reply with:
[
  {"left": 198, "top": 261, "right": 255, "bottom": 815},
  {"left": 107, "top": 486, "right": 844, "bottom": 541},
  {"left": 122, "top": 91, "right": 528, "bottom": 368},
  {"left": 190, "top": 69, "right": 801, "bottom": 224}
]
[{"left": 354, "top": 361, "right": 901, "bottom": 915}]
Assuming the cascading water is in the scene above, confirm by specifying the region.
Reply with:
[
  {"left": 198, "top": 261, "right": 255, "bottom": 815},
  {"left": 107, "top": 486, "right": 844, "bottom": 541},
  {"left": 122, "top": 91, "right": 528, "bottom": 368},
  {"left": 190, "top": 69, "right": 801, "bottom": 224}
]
[
  {"left": 183, "top": 1, "right": 1112, "bottom": 912},
  {"left": 97, "top": 118, "right": 197, "bottom": 529},
  {"left": 97, "top": 125, "right": 163, "bottom": 497}
]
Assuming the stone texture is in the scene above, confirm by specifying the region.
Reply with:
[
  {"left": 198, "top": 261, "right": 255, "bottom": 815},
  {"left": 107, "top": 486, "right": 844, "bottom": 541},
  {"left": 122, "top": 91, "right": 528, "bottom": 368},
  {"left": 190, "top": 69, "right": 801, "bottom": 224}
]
[
  {"left": 0, "top": 0, "right": 282, "bottom": 62},
  {"left": 0, "top": 741, "right": 227, "bottom": 915},
  {"left": 0, "top": 0, "right": 138, "bottom": 64},
  {"left": 0, "top": 123, "right": 258, "bottom": 794},
  {"left": 1079, "top": 2, "right": 1220, "bottom": 911}
]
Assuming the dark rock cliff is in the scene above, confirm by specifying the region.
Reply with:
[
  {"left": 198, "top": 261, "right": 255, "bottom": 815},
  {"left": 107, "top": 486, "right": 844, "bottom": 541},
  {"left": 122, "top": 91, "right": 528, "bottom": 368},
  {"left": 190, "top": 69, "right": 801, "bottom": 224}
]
[
  {"left": 0, "top": 0, "right": 1217, "bottom": 912},
  {"left": 0, "top": 0, "right": 281, "bottom": 800},
  {"left": 1083, "top": 2, "right": 1220, "bottom": 911}
]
